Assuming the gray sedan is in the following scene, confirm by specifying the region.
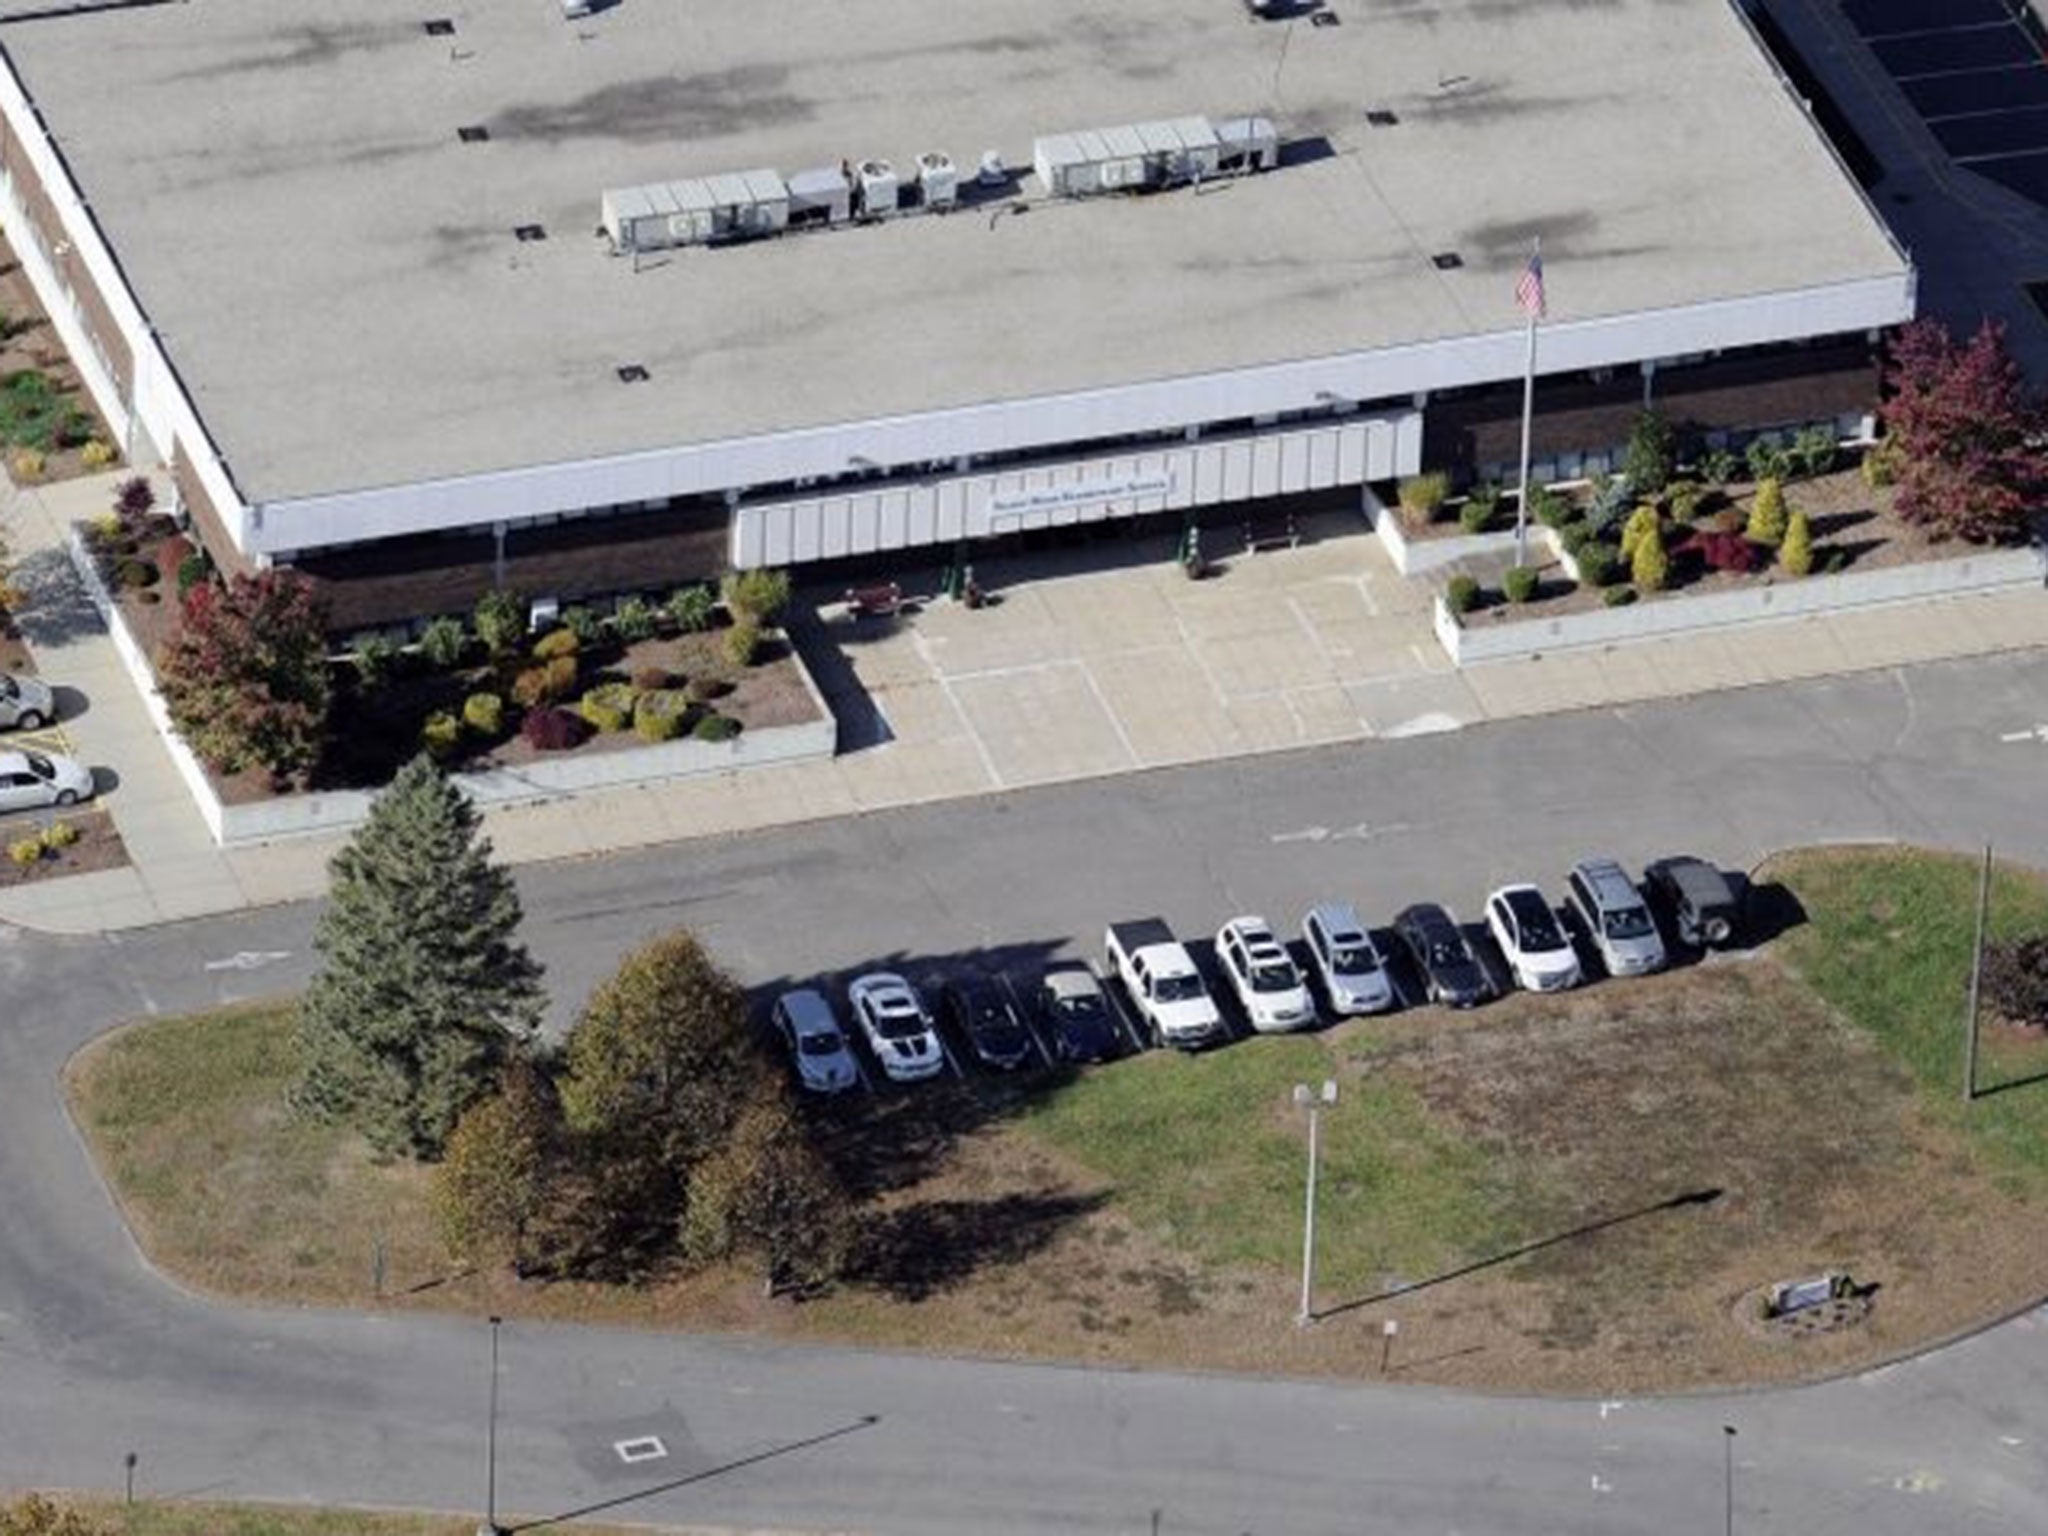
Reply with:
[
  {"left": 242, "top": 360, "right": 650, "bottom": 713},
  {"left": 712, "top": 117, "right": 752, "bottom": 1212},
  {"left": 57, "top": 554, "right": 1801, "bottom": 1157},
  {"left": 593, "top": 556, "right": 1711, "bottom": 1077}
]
[{"left": 0, "top": 672, "right": 54, "bottom": 731}]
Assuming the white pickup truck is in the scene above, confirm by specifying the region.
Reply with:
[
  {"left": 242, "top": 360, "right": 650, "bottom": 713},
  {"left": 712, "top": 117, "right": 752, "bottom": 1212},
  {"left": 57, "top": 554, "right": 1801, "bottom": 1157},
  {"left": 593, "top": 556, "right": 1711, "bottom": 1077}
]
[{"left": 1104, "top": 919, "right": 1223, "bottom": 1048}]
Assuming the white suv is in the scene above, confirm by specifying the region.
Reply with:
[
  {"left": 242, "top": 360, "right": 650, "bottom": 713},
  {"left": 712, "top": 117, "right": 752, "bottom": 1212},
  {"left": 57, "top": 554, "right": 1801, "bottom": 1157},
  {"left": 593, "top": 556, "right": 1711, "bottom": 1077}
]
[
  {"left": 1485, "top": 884, "right": 1583, "bottom": 993},
  {"left": 1565, "top": 859, "right": 1667, "bottom": 976},
  {"left": 1215, "top": 916, "right": 1316, "bottom": 1032}
]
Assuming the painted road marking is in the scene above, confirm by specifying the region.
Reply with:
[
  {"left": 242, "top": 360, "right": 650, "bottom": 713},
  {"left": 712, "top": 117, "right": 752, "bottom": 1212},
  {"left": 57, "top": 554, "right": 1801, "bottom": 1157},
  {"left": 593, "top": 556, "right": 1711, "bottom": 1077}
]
[
  {"left": 613, "top": 1435, "right": 668, "bottom": 1465},
  {"left": 1270, "top": 821, "right": 1409, "bottom": 845},
  {"left": 203, "top": 950, "right": 294, "bottom": 973},
  {"left": 1998, "top": 725, "right": 2048, "bottom": 743}
]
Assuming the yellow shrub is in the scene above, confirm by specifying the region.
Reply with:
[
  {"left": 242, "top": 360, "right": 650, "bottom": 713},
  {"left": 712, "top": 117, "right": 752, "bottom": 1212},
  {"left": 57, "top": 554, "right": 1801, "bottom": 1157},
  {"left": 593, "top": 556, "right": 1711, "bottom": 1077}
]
[
  {"left": 40, "top": 820, "right": 80, "bottom": 851},
  {"left": 11, "top": 448, "right": 45, "bottom": 483},
  {"left": 8, "top": 836, "right": 43, "bottom": 868},
  {"left": 79, "top": 440, "right": 117, "bottom": 470}
]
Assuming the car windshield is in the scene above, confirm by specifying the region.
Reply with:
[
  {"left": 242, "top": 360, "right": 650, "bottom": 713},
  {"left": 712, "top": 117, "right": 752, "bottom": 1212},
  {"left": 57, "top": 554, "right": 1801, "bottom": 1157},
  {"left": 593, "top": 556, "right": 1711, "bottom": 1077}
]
[
  {"left": 1603, "top": 906, "right": 1654, "bottom": 940},
  {"left": 1428, "top": 941, "right": 1465, "bottom": 968},
  {"left": 1052, "top": 993, "right": 1104, "bottom": 1020},
  {"left": 1153, "top": 973, "right": 1205, "bottom": 1003},
  {"left": 1519, "top": 916, "right": 1566, "bottom": 951},
  {"left": 0, "top": 676, "right": 15, "bottom": 699},
  {"left": 1329, "top": 940, "right": 1379, "bottom": 976},
  {"left": 1250, "top": 960, "right": 1297, "bottom": 992},
  {"left": 871, "top": 1002, "right": 926, "bottom": 1040},
  {"left": 799, "top": 1031, "right": 844, "bottom": 1057},
  {"left": 24, "top": 751, "right": 52, "bottom": 779}
]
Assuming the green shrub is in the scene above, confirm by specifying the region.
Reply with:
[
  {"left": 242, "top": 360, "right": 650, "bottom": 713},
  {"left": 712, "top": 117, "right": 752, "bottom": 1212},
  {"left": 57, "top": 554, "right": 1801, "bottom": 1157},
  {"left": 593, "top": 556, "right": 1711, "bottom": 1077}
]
[
  {"left": 613, "top": 596, "right": 657, "bottom": 642},
  {"left": 1444, "top": 574, "right": 1481, "bottom": 615},
  {"left": 463, "top": 692, "right": 505, "bottom": 736},
  {"left": 1397, "top": 471, "right": 1450, "bottom": 525},
  {"left": 7, "top": 835, "right": 42, "bottom": 868},
  {"left": 116, "top": 557, "right": 157, "bottom": 589},
  {"left": 531, "top": 627, "right": 579, "bottom": 663},
  {"left": 175, "top": 551, "right": 209, "bottom": 598},
  {"left": 421, "top": 710, "right": 462, "bottom": 759},
  {"left": 1631, "top": 531, "right": 1670, "bottom": 593},
  {"left": 1502, "top": 564, "right": 1539, "bottom": 603},
  {"left": 633, "top": 689, "right": 690, "bottom": 742},
  {"left": 1529, "top": 484, "right": 1572, "bottom": 529},
  {"left": 39, "top": 819, "right": 79, "bottom": 851},
  {"left": 1603, "top": 585, "right": 1638, "bottom": 608},
  {"left": 577, "top": 681, "right": 638, "bottom": 733},
  {"left": 721, "top": 568, "right": 790, "bottom": 626},
  {"left": 693, "top": 712, "right": 741, "bottom": 743},
  {"left": 1746, "top": 477, "right": 1788, "bottom": 547},
  {"left": 474, "top": 590, "right": 526, "bottom": 656},
  {"left": 1558, "top": 522, "right": 1592, "bottom": 558},
  {"left": 419, "top": 616, "right": 468, "bottom": 670},
  {"left": 1696, "top": 447, "right": 1739, "bottom": 485},
  {"left": 1791, "top": 425, "right": 1838, "bottom": 480},
  {"left": 1575, "top": 543, "right": 1619, "bottom": 588},
  {"left": 1860, "top": 440, "right": 1898, "bottom": 489},
  {"left": 665, "top": 584, "right": 717, "bottom": 634},
  {"left": 1458, "top": 484, "right": 1501, "bottom": 534},
  {"left": 723, "top": 617, "right": 762, "bottom": 668},
  {"left": 1780, "top": 511, "right": 1814, "bottom": 577},
  {"left": 353, "top": 634, "right": 399, "bottom": 692},
  {"left": 1665, "top": 479, "right": 1705, "bottom": 522},
  {"left": 561, "top": 605, "right": 604, "bottom": 645},
  {"left": 686, "top": 675, "right": 731, "bottom": 703},
  {"left": 1745, "top": 437, "right": 1791, "bottom": 484},
  {"left": 1583, "top": 475, "right": 1633, "bottom": 538},
  {"left": 1622, "top": 410, "right": 1676, "bottom": 498}
]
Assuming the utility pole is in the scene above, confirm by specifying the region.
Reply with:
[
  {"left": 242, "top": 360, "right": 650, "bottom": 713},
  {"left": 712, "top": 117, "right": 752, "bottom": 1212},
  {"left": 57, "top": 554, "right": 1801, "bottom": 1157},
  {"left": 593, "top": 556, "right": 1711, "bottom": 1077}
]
[
  {"left": 481, "top": 1315, "right": 504, "bottom": 1536},
  {"left": 1964, "top": 843, "right": 1992, "bottom": 1104},
  {"left": 1722, "top": 1424, "right": 1737, "bottom": 1536},
  {"left": 1293, "top": 1079, "right": 1338, "bottom": 1326}
]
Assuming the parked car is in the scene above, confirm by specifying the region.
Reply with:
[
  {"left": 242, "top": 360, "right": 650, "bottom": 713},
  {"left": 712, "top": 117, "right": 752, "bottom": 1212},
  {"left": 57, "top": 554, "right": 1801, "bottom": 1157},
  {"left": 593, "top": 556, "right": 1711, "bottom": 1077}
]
[
  {"left": 1565, "top": 858, "right": 1667, "bottom": 976},
  {"left": 0, "top": 673, "right": 55, "bottom": 732},
  {"left": 1644, "top": 856, "right": 1743, "bottom": 950},
  {"left": 1104, "top": 919, "right": 1224, "bottom": 1048},
  {"left": 846, "top": 972, "right": 946, "bottom": 1083},
  {"left": 1215, "top": 916, "right": 1316, "bottom": 1032},
  {"left": 1035, "top": 964, "right": 1122, "bottom": 1063},
  {"left": 1393, "top": 903, "right": 1492, "bottom": 1008},
  {"left": 942, "top": 974, "right": 1035, "bottom": 1071},
  {"left": 1301, "top": 903, "right": 1395, "bottom": 1015},
  {"left": 769, "top": 988, "right": 860, "bottom": 1094},
  {"left": 1484, "top": 884, "right": 1582, "bottom": 993},
  {"left": 0, "top": 749, "right": 93, "bottom": 813}
]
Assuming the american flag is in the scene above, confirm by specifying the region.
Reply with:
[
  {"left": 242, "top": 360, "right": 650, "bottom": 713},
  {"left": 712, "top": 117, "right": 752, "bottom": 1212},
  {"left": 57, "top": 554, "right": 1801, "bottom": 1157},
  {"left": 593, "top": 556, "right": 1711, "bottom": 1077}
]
[{"left": 1514, "top": 248, "right": 1546, "bottom": 319}]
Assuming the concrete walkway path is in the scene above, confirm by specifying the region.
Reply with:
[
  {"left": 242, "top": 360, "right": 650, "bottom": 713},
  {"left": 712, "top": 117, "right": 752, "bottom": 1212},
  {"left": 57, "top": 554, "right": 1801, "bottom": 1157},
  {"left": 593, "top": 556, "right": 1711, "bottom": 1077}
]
[{"left": 3, "top": 488, "right": 2045, "bottom": 934}]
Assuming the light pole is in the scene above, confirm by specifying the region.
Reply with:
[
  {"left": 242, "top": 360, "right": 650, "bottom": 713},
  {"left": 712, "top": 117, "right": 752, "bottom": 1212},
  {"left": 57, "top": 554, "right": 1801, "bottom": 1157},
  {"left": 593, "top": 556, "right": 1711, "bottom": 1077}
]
[
  {"left": 1722, "top": 1424, "right": 1737, "bottom": 1536},
  {"left": 482, "top": 1315, "right": 504, "bottom": 1536},
  {"left": 1293, "top": 1079, "right": 1338, "bottom": 1326}
]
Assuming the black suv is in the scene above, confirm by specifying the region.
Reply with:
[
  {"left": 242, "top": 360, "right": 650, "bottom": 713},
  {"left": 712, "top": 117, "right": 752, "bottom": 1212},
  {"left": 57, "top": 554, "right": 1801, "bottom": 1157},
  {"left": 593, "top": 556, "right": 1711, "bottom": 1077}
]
[
  {"left": 941, "top": 976, "right": 1035, "bottom": 1071},
  {"left": 1643, "top": 856, "right": 1743, "bottom": 950}
]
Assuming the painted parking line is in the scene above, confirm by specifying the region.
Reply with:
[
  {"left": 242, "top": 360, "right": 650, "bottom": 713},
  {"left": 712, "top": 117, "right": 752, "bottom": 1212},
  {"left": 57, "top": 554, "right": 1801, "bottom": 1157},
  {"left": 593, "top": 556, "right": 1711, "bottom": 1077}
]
[
  {"left": 1093, "top": 962, "right": 1154, "bottom": 1055},
  {"left": 1000, "top": 972, "right": 1056, "bottom": 1070},
  {"left": 934, "top": 1022, "right": 968, "bottom": 1082}
]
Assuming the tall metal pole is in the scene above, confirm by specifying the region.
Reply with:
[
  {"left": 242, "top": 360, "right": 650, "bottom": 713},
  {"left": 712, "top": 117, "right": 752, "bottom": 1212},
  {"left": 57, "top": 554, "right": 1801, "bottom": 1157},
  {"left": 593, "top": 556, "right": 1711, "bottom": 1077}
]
[
  {"left": 1513, "top": 249, "right": 1540, "bottom": 569},
  {"left": 484, "top": 1315, "right": 503, "bottom": 1536},
  {"left": 1965, "top": 843, "right": 1993, "bottom": 1104},
  {"left": 1298, "top": 1099, "right": 1320, "bottom": 1327},
  {"left": 1722, "top": 1425, "right": 1737, "bottom": 1536}
]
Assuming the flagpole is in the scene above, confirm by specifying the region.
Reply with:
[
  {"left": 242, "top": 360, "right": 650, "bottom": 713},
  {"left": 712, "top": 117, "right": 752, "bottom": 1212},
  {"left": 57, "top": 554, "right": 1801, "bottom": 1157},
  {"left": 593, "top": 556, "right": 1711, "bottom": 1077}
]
[{"left": 1514, "top": 239, "right": 1540, "bottom": 569}]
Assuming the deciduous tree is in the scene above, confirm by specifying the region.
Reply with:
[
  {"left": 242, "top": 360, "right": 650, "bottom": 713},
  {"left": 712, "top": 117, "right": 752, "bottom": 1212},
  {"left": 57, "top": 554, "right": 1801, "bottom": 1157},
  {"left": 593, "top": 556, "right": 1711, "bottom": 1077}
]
[
  {"left": 0, "top": 1496, "right": 114, "bottom": 1536},
  {"left": 1983, "top": 934, "right": 2048, "bottom": 1029},
  {"left": 1881, "top": 317, "right": 2048, "bottom": 544},
  {"left": 435, "top": 1059, "right": 560, "bottom": 1269},
  {"left": 294, "top": 755, "right": 542, "bottom": 1158},
  {"left": 158, "top": 569, "right": 331, "bottom": 779},
  {"left": 684, "top": 1094, "right": 854, "bottom": 1292}
]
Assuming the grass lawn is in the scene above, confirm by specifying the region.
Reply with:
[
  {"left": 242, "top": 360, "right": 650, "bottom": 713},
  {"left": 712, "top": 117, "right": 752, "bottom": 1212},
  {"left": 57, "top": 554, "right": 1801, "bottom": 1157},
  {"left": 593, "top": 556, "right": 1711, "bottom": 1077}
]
[{"left": 64, "top": 848, "right": 2048, "bottom": 1392}]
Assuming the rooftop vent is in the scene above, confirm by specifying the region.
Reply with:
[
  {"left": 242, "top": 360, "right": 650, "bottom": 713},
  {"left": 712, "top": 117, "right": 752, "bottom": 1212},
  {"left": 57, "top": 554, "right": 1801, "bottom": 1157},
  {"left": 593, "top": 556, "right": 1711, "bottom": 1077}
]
[
  {"left": 423, "top": 18, "right": 455, "bottom": 36},
  {"left": 616, "top": 364, "right": 649, "bottom": 383},
  {"left": 1365, "top": 109, "right": 1398, "bottom": 127},
  {"left": 457, "top": 124, "right": 490, "bottom": 144},
  {"left": 1431, "top": 251, "right": 1463, "bottom": 271},
  {"left": 514, "top": 224, "right": 547, "bottom": 242}
]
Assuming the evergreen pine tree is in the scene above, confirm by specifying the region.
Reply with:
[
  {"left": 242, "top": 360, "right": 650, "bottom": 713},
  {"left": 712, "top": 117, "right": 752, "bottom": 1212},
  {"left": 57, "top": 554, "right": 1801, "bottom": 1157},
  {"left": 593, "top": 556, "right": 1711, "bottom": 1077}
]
[
  {"left": 1746, "top": 476, "right": 1788, "bottom": 547},
  {"left": 294, "top": 755, "right": 543, "bottom": 1158},
  {"left": 1780, "top": 510, "right": 1814, "bottom": 576},
  {"left": 1631, "top": 526, "right": 1670, "bottom": 593}
]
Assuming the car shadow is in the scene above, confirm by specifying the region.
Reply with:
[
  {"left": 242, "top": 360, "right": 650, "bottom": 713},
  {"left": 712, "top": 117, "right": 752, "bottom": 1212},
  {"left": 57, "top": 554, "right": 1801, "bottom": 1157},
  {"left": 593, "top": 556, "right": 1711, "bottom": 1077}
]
[{"left": 50, "top": 685, "right": 91, "bottom": 723}]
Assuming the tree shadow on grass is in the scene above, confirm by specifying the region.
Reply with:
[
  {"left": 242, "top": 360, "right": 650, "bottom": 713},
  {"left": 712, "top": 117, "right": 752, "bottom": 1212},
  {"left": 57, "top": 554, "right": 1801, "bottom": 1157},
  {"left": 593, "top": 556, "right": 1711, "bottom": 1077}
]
[{"left": 844, "top": 1190, "right": 1109, "bottom": 1301}]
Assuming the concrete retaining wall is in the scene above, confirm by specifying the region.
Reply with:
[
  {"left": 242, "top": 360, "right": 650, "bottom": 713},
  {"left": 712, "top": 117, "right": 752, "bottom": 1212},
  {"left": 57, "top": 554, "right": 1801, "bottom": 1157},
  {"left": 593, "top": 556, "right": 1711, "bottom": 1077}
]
[
  {"left": 1368, "top": 493, "right": 1534, "bottom": 575},
  {"left": 1436, "top": 542, "right": 2048, "bottom": 664},
  {"left": 68, "top": 528, "right": 839, "bottom": 846}
]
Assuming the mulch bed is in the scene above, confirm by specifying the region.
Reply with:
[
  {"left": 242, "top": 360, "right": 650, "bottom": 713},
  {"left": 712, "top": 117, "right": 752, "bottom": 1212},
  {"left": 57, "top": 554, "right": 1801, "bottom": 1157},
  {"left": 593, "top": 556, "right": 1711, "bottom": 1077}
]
[
  {"left": 0, "top": 226, "right": 119, "bottom": 483},
  {"left": 0, "top": 806, "right": 127, "bottom": 888}
]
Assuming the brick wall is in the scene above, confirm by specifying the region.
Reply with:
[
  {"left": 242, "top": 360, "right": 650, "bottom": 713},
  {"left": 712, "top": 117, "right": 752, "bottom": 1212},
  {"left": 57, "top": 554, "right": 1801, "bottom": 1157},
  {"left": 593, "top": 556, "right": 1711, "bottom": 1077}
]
[{"left": 0, "top": 113, "right": 134, "bottom": 396}]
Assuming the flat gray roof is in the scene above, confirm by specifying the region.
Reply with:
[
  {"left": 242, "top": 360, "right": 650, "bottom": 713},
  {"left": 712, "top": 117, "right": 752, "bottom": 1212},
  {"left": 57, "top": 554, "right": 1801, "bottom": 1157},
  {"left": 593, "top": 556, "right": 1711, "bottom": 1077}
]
[{"left": 5, "top": 0, "right": 1907, "bottom": 505}]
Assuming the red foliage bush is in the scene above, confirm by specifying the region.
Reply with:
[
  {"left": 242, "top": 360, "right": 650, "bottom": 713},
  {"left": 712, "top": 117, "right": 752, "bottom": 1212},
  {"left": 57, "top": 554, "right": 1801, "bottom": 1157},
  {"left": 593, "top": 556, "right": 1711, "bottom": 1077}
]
[
  {"left": 520, "top": 706, "right": 591, "bottom": 752},
  {"left": 1680, "top": 529, "right": 1762, "bottom": 575}
]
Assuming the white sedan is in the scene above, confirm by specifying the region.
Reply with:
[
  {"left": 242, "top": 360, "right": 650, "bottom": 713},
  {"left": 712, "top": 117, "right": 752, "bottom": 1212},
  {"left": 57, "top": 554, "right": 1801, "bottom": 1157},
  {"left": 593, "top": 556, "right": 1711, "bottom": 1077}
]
[
  {"left": 0, "top": 748, "right": 94, "bottom": 814},
  {"left": 1485, "top": 884, "right": 1583, "bottom": 993},
  {"left": 845, "top": 972, "right": 946, "bottom": 1083}
]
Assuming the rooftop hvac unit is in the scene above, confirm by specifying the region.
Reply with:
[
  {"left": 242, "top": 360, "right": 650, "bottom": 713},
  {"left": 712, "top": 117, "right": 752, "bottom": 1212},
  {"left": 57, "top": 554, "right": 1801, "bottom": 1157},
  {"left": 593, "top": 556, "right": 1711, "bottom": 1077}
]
[
  {"left": 1214, "top": 115, "right": 1280, "bottom": 172},
  {"left": 787, "top": 165, "right": 851, "bottom": 227},
  {"left": 857, "top": 158, "right": 898, "bottom": 216},
  {"left": 915, "top": 151, "right": 957, "bottom": 210},
  {"left": 977, "top": 149, "right": 1006, "bottom": 187},
  {"left": 1034, "top": 116, "right": 1229, "bottom": 197}
]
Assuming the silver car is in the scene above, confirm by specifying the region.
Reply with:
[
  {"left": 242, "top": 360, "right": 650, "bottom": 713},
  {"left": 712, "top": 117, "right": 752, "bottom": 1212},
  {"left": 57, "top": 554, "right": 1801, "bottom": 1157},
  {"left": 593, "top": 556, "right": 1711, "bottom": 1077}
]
[
  {"left": 0, "top": 673, "right": 55, "bottom": 731},
  {"left": 1301, "top": 903, "right": 1394, "bottom": 1015},
  {"left": 0, "top": 748, "right": 94, "bottom": 812},
  {"left": 770, "top": 988, "right": 860, "bottom": 1094},
  {"left": 1565, "top": 858, "right": 1667, "bottom": 977}
]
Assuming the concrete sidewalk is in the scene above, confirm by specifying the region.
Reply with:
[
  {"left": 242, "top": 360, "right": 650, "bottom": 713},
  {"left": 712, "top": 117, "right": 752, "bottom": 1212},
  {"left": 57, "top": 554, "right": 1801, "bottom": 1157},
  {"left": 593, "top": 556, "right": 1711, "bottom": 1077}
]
[{"left": 3, "top": 486, "right": 2046, "bottom": 935}]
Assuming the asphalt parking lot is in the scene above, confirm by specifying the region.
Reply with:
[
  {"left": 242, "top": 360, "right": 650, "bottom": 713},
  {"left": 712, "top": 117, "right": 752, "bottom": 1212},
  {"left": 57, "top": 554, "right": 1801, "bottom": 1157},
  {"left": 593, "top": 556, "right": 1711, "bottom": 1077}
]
[{"left": 1847, "top": 0, "right": 2048, "bottom": 205}]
